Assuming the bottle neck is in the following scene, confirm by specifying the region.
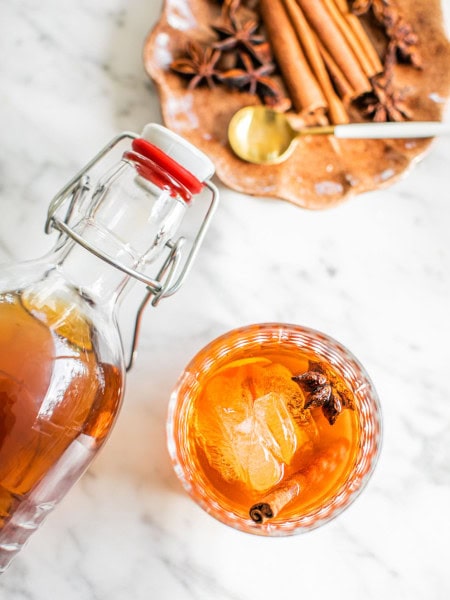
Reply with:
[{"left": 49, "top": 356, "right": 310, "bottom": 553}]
[
  {"left": 57, "top": 221, "right": 136, "bottom": 305},
  {"left": 54, "top": 163, "right": 188, "bottom": 305}
]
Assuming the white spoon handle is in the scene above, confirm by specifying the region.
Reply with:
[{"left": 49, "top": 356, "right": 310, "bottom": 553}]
[{"left": 334, "top": 121, "right": 450, "bottom": 139}]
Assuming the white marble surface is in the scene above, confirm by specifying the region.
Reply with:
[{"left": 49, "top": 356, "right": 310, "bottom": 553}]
[{"left": 1, "top": 1, "right": 450, "bottom": 598}]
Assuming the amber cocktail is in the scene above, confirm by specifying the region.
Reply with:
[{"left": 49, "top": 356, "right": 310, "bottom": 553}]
[{"left": 168, "top": 323, "right": 381, "bottom": 535}]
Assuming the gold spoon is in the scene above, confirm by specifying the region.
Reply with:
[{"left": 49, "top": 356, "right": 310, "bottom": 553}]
[{"left": 228, "top": 105, "right": 450, "bottom": 165}]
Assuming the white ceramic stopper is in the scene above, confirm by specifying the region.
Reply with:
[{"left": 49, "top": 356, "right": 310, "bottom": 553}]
[{"left": 141, "top": 123, "right": 215, "bottom": 183}]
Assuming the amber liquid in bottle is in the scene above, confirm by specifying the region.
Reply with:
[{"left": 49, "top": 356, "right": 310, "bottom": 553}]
[{"left": 0, "top": 292, "right": 123, "bottom": 531}]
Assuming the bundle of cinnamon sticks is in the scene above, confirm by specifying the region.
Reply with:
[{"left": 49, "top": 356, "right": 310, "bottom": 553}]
[{"left": 259, "top": 0, "right": 384, "bottom": 123}]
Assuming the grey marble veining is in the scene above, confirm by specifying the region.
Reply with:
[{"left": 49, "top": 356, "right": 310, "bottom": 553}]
[{"left": 1, "top": 0, "right": 450, "bottom": 598}]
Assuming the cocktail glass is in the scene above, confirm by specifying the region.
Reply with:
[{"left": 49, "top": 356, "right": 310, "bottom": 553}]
[{"left": 167, "top": 323, "right": 381, "bottom": 536}]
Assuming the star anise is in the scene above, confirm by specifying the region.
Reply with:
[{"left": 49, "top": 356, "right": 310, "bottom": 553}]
[
  {"left": 358, "top": 74, "right": 410, "bottom": 121},
  {"left": 292, "top": 371, "right": 331, "bottom": 408},
  {"left": 350, "top": 0, "right": 421, "bottom": 68},
  {"left": 322, "top": 392, "right": 345, "bottom": 426},
  {"left": 212, "top": 14, "right": 271, "bottom": 63},
  {"left": 219, "top": 52, "right": 280, "bottom": 97},
  {"left": 351, "top": 0, "right": 382, "bottom": 18},
  {"left": 386, "top": 16, "right": 422, "bottom": 69},
  {"left": 292, "top": 363, "right": 355, "bottom": 426},
  {"left": 215, "top": 0, "right": 259, "bottom": 16},
  {"left": 215, "top": 0, "right": 242, "bottom": 17},
  {"left": 170, "top": 41, "right": 222, "bottom": 90}
]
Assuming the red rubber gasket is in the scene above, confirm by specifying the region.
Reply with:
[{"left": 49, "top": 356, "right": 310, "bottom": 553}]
[{"left": 132, "top": 138, "right": 203, "bottom": 196}]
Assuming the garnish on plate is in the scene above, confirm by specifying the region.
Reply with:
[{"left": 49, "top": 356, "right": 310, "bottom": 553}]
[
  {"left": 358, "top": 75, "right": 411, "bottom": 122},
  {"left": 170, "top": 6, "right": 290, "bottom": 109},
  {"left": 351, "top": 0, "right": 421, "bottom": 68},
  {"left": 169, "top": 0, "right": 422, "bottom": 124},
  {"left": 170, "top": 41, "right": 223, "bottom": 89},
  {"left": 212, "top": 13, "right": 269, "bottom": 61},
  {"left": 349, "top": 0, "right": 421, "bottom": 121},
  {"left": 218, "top": 52, "right": 285, "bottom": 103}
]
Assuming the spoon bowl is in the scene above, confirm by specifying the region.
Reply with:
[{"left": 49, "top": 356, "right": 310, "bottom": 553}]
[
  {"left": 228, "top": 106, "right": 301, "bottom": 164},
  {"left": 228, "top": 105, "right": 450, "bottom": 165}
]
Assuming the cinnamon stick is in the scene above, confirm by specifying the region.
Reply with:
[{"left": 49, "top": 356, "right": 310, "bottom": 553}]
[
  {"left": 330, "top": 0, "right": 383, "bottom": 76},
  {"left": 315, "top": 36, "right": 355, "bottom": 101},
  {"left": 249, "top": 438, "right": 351, "bottom": 524},
  {"left": 323, "top": 0, "right": 380, "bottom": 78},
  {"left": 249, "top": 474, "right": 305, "bottom": 523},
  {"left": 259, "top": 0, "right": 327, "bottom": 113},
  {"left": 332, "top": 0, "right": 350, "bottom": 12},
  {"left": 347, "top": 13, "right": 383, "bottom": 73},
  {"left": 283, "top": 0, "right": 349, "bottom": 124},
  {"left": 296, "top": 0, "right": 372, "bottom": 97}
]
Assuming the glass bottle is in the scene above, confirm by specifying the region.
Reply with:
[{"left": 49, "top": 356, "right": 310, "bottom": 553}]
[{"left": 0, "top": 124, "right": 219, "bottom": 572}]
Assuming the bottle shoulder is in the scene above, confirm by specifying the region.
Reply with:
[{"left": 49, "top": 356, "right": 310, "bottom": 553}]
[{"left": 0, "top": 263, "right": 125, "bottom": 372}]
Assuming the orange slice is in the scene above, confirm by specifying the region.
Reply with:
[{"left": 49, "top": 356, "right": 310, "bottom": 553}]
[{"left": 214, "top": 356, "right": 272, "bottom": 377}]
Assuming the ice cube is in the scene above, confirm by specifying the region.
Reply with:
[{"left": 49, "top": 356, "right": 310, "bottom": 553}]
[
  {"left": 240, "top": 416, "right": 283, "bottom": 492},
  {"left": 253, "top": 392, "right": 298, "bottom": 463},
  {"left": 194, "top": 360, "right": 317, "bottom": 492}
]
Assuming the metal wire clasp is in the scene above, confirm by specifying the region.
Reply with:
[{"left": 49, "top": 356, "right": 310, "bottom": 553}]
[{"left": 45, "top": 132, "right": 219, "bottom": 371}]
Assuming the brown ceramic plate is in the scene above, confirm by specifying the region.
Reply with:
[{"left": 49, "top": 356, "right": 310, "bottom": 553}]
[{"left": 144, "top": 0, "right": 450, "bottom": 209}]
